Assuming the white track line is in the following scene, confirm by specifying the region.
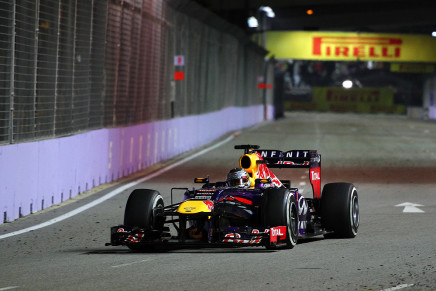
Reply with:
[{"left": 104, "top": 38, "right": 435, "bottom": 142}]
[
  {"left": 380, "top": 284, "right": 414, "bottom": 291},
  {"left": 111, "top": 259, "right": 152, "bottom": 268},
  {"left": 0, "top": 134, "right": 236, "bottom": 240}
]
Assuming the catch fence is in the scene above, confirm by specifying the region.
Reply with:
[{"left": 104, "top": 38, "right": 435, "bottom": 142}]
[{"left": 0, "top": 0, "right": 266, "bottom": 145}]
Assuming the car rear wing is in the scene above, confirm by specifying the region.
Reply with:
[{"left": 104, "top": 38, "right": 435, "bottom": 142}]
[
  {"left": 235, "top": 145, "right": 322, "bottom": 199},
  {"left": 258, "top": 149, "right": 321, "bottom": 199},
  {"left": 254, "top": 149, "right": 320, "bottom": 168},
  {"left": 235, "top": 145, "right": 320, "bottom": 168}
]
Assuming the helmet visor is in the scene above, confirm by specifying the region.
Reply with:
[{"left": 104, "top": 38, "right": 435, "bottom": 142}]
[{"left": 229, "top": 178, "right": 248, "bottom": 187}]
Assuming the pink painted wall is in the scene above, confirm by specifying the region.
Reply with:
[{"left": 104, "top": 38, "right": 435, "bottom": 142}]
[{"left": 0, "top": 105, "right": 271, "bottom": 222}]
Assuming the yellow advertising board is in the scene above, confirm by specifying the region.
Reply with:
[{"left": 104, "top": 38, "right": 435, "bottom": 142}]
[
  {"left": 285, "top": 87, "right": 405, "bottom": 114},
  {"left": 390, "top": 63, "right": 435, "bottom": 73},
  {"left": 266, "top": 31, "right": 436, "bottom": 63}
]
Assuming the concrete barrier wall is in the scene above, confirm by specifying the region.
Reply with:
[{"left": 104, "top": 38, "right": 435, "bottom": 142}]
[
  {"left": 423, "top": 75, "right": 436, "bottom": 120},
  {"left": 407, "top": 106, "right": 436, "bottom": 120},
  {"left": 1, "top": 105, "right": 271, "bottom": 223},
  {"left": 429, "top": 106, "right": 436, "bottom": 120},
  {"left": 407, "top": 107, "right": 426, "bottom": 119}
]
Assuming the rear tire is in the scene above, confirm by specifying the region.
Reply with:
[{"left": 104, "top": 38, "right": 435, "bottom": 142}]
[
  {"left": 124, "top": 189, "right": 165, "bottom": 230},
  {"left": 321, "top": 183, "right": 359, "bottom": 238},
  {"left": 262, "top": 188, "right": 299, "bottom": 248}
]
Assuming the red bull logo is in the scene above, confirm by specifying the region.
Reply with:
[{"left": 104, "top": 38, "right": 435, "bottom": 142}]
[{"left": 203, "top": 201, "right": 214, "bottom": 211}]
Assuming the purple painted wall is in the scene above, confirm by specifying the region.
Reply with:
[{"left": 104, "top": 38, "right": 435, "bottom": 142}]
[
  {"left": 429, "top": 106, "right": 436, "bottom": 120},
  {"left": 0, "top": 105, "right": 272, "bottom": 223}
]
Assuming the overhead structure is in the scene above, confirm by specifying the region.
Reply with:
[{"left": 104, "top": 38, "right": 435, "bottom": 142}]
[{"left": 191, "top": 0, "right": 436, "bottom": 36}]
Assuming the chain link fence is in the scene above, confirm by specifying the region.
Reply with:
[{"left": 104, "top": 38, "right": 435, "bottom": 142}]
[{"left": 0, "top": 0, "right": 267, "bottom": 145}]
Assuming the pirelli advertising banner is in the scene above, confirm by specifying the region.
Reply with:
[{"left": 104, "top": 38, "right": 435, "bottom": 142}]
[
  {"left": 285, "top": 87, "right": 405, "bottom": 114},
  {"left": 266, "top": 31, "right": 436, "bottom": 62}
]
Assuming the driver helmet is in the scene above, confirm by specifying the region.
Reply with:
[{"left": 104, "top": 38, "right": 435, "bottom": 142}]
[{"left": 227, "top": 168, "right": 251, "bottom": 188}]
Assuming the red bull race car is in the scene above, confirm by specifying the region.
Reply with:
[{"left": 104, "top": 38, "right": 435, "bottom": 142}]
[{"left": 107, "top": 145, "right": 359, "bottom": 250}]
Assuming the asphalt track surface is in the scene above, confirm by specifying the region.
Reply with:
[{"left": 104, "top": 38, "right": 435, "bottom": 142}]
[{"left": 1, "top": 112, "right": 435, "bottom": 291}]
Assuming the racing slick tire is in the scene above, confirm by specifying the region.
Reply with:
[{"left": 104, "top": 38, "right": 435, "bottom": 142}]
[
  {"left": 321, "top": 183, "right": 359, "bottom": 238},
  {"left": 124, "top": 189, "right": 165, "bottom": 230},
  {"left": 261, "top": 188, "right": 299, "bottom": 249}
]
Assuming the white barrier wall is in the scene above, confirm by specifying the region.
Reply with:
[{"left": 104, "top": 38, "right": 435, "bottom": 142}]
[{"left": 424, "top": 75, "right": 436, "bottom": 120}]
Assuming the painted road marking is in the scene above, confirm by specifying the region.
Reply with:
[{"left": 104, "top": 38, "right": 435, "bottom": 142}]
[
  {"left": 0, "top": 287, "right": 20, "bottom": 291},
  {"left": 111, "top": 259, "right": 152, "bottom": 268},
  {"left": 0, "top": 134, "right": 236, "bottom": 240},
  {"left": 395, "top": 202, "right": 424, "bottom": 213},
  {"left": 380, "top": 283, "right": 414, "bottom": 291}
]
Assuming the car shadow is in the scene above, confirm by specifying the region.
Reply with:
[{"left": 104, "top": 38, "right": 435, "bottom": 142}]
[
  {"left": 297, "top": 237, "right": 325, "bottom": 244},
  {"left": 66, "top": 237, "right": 325, "bottom": 255},
  {"left": 76, "top": 245, "right": 277, "bottom": 254}
]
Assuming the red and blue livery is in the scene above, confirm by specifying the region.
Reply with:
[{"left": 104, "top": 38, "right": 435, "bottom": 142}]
[{"left": 107, "top": 145, "right": 359, "bottom": 250}]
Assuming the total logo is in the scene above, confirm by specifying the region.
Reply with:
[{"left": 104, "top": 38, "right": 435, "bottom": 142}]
[
  {"left": 269, "top": 226, "right": 287, "bottom": 243},
  {"left": 311, "top": 171, "right": 320, "bottom": 181},
  {"left": 271, "top": 227, "right": 284, "bottom": 237}
]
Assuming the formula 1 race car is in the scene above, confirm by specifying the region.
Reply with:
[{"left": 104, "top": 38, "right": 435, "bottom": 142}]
[{"left": 107, "top": 145, "right": 359, "bottom": 250}]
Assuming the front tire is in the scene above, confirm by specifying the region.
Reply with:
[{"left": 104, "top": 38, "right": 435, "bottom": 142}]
[
  {"left": 321, "top": 183, "right": 359, "bottom": 238},
  {"left": 124, "top": 189, "right": 165, "bottom": 230},
  {"left": 262, "top": 188, "right": 299, "bottom": 248}
]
